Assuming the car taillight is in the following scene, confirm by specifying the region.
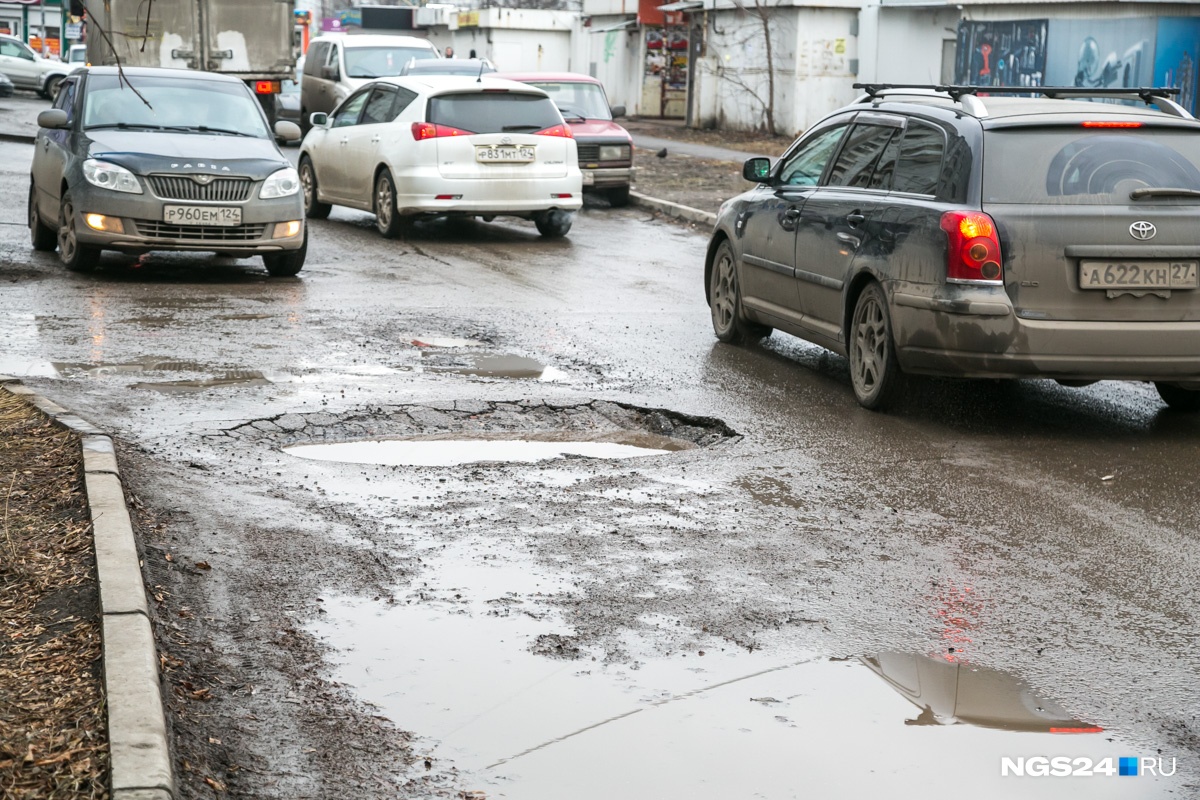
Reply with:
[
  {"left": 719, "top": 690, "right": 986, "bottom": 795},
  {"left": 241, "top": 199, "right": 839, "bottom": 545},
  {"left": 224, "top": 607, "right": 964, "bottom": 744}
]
[
  {"left": 535, "top": 124, "right": 573, "bottom": 138},
  {"left": 411, "top": 122, "right": 475, "bottom": 140},
  {"left": 940, "top": 211, "right": 1003, "bottom": 284},
  {"left": 254, "top": 80, "right": 281, "bottom": 94},
  {"left": 1081, "top": 121, "right": 1142, "bottom": 128}
]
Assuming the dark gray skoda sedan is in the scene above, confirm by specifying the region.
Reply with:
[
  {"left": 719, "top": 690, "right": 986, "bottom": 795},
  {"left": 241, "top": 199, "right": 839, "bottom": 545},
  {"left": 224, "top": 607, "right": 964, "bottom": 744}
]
[
  {"left": 29, "top": 66, "right": 307, "bottom": 276},
  {"left": 706, "top": 85, "right": 1200, "bottom": 411}
]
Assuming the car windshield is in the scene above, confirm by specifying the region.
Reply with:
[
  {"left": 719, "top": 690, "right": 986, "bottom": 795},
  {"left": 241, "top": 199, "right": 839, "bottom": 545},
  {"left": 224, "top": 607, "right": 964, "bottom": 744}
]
[
  {"left": 345, "top": 46, "right": 436, "bottom": 78},
  {"left": 69, "top": 48, "right": 87, "bottom": 63},
  {"left": 984, "top": 128, "right": 1200, "bottom": 205},
  {"left": 526, "top": 81, "right": 611, "bottom": 121},
  {"left": 428, "top": 92, "right": 562, "bottom": 134},
  {"left": 82, "top": 74, "right": 270, "bottom": 137}
]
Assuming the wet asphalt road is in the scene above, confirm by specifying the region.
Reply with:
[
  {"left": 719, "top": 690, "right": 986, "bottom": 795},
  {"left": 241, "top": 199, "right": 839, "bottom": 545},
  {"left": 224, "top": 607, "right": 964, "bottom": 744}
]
[{"left": 2, "top": 138, "right": 1199, "bottom": 798}]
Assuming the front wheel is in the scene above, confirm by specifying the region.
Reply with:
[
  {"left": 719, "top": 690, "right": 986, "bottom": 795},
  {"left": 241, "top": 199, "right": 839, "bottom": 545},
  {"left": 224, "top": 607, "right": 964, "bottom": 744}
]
[
  {"left": 29, "top": 184, "right": 56, "bottom": 251},
  {"left": 299, "top": 156, "right": 331, "bottom": 220},
  {"left": 534, "top": 210, "right": 572, "bottom": 238},
  {"left": 1155, "top": 381, "right": 1200, "bottom": 412},
  {"left": 849, "top": 282, "right": 906, "bottom": 410},
  {"left": 708, "top": 240, "right": 771, "bottom": 344},
  {"left": 57, "top": 191, "right": 100, "bottom": 272},
  {"left": 373, "top": 169, "right": 406, "bottom": 239}
]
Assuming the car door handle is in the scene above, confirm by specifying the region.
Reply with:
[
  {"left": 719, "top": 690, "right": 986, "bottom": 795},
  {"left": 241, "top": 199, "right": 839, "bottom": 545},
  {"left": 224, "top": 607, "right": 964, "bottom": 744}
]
[
  {"left": 783, "top": 207, "right": 801, "bottom": 221},
  {"left": 846, "top": 212, "right": 866, "bottom": 226}
]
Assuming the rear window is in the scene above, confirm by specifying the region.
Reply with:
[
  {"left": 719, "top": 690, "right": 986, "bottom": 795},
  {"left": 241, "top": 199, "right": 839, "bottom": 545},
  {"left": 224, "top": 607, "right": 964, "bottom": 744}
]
[
  {"left": 345, "top": 46, "right": 437, "bottom": 78},
  {"left": 428, "top": 92, "right": 562, "bottom": 134},
  {"left": 984, "top": 128, "right": 1200, "bottom": 204}
]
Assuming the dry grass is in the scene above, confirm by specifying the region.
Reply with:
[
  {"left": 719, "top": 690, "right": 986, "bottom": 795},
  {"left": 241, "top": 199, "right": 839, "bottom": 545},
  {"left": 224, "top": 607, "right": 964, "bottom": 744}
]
[{"left": 0, "top": 388, "right": 109, "bottom": 799}]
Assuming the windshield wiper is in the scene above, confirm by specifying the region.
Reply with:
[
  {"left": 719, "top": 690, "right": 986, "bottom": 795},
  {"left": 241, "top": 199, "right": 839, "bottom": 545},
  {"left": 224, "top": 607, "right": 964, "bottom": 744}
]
[
  {"left": 1131, "top": 187, "right": 1200, "bottom": 199},
  {"left": 85, "top": 123, "right": 165, "bottom": 131},
  {"left": 556, "top": 106, "right": 587, "bottom": 121},
  {"left": 166, "top": 125, "right": 256, "bottom": 137}
]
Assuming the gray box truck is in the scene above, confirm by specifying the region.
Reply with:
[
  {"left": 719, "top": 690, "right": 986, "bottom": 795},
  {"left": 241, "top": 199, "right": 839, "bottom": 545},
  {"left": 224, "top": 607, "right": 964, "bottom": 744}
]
[{"left": 85, "top": 0, "right": 297, "bottom": 124}]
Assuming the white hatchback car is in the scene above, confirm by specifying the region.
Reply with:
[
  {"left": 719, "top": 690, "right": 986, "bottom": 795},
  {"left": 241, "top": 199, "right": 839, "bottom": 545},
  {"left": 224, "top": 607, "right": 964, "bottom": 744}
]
[{"left": 298, "top": 76, "right": 583, "bottom": 237}]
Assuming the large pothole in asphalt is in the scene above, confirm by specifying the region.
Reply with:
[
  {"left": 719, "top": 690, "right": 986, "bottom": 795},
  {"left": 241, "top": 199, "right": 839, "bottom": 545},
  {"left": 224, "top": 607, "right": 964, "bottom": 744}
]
[{"left": 223, "top": 399, "right": 738, "bottom": 465}]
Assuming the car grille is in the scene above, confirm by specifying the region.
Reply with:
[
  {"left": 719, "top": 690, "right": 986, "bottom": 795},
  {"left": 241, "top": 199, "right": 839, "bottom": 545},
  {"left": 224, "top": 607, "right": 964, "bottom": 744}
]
[
  {"left": 131, "top": 220, "right": 267, "bottom": 241},
  {"left": 147, "top": 175, "right": 253, "bottom": 202},
  {"left": 577, "top": 143, "right": 600, "bottom": 162}
]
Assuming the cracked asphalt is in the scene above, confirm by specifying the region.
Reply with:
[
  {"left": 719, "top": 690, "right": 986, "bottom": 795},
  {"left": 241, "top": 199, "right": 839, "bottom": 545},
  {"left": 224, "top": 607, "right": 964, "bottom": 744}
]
[{"left": 2, "top": 137, "right": 1199, "bottom": 798}]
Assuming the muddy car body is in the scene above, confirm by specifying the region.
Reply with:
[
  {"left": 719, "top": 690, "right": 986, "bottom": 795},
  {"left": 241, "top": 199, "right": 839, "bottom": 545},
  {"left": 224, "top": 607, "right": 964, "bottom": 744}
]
[{"left": 706, "top": 86, "right": 1200, "bottom": 411}]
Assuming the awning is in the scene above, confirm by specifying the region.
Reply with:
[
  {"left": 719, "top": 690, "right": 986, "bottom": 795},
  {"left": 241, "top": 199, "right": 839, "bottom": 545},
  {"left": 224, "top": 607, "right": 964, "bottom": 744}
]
[
  {"left": 591, "top": 19, "right": 638, "bottom": 33},
  {"left": 656, "top": 1, "right": 703, "bottom": 11}
]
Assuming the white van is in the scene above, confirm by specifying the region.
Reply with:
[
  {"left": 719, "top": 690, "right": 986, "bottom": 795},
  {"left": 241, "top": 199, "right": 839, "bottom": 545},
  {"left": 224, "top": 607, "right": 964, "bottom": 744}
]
[{"left": 300, "top": 34, "right": 439, "bottom": 132}]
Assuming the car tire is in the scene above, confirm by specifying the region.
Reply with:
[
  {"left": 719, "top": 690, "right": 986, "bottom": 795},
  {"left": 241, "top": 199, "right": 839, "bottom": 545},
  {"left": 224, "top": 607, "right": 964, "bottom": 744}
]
[
  {"left": 262, "top": 229, "right": 307, "bottom": 277},
  {"left": 42, "top": 75, "right": 62, "bottom": 100},
  {"left": 849, "top": 282, "right": 906, "bottom": 410},
  {"left": 29, "top": 183, "right": 56, "bottom": 251},
  {"left": 534, "top": 210, "right": 572, "bottom": 238},
  {"left": 606, "top": 186, "right": 631, "bottom": 208},
  {"left": 708, "top": 240, "right": 772, "bottom": 345},
  {"left": 373, "top": 169, "right": 406, "bottom": 239},
  {"left": 299, "top": 156, "right": 331, "bottom": 220},
  {"left": 57, "top": 191, "right": 100, "bottom": 272},
  {"left": 1154, "top": 381, "right": 1200, "bottom": 412}
]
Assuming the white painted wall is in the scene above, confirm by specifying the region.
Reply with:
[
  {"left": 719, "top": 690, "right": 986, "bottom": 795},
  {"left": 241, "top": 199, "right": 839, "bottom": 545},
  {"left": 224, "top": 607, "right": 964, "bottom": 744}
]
[
  {"left": 695, "top": 6, "right": 858, "bottom": 135},
  {"left": 583, "top": 18, "right": 640, "bottom": 111},
  {"left": 858, "top": 5, "right": 960, "bottom": 85},
  {"left": 423, "top": 8, "right": 577, "bottom": 71}
]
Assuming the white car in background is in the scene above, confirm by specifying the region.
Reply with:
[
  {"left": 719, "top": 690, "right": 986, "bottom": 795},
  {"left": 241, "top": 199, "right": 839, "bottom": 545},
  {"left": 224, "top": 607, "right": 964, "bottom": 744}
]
[
  {"left": 299, "top": 76, "right": 582, "bottom": 237},
  {"left": 0, "top": 34, "right": 69, "bottom": 97}
]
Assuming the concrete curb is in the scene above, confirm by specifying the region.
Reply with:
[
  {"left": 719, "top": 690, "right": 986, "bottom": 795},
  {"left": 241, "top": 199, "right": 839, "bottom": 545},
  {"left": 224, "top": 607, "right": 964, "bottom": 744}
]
[
  {"left": 0, "top": 131, "right": 36, "bottom": 145},
  {"left": 629, "top": 190, "right": 717, "bottom": 227},
  {"left": 0, "top": 376, "right": 175, "bottom": 799}
]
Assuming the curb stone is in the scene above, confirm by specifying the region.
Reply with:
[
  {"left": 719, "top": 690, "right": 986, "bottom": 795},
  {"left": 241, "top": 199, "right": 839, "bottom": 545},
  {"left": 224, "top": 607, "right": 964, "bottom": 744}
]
[
  {"left": 0, "top": 377, "right": 175, "bottom": 798},
  {"left": 0, "top": 131, "right": 36, "bottom": 145},
  {"left": 629, "top": 190, "right": 718, "bottom": 227}
]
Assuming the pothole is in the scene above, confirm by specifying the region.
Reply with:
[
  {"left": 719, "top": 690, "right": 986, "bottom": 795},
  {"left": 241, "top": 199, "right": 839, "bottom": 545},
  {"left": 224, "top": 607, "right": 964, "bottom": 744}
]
[
  {"left": 221, "top": 400, "right": 738, "bottom": 459},
  {"left": 54, "top": 358, "right": 270, "bottom": 391},
  {"left": 284, "top": 431, "right": 688, "bottom": 467}
]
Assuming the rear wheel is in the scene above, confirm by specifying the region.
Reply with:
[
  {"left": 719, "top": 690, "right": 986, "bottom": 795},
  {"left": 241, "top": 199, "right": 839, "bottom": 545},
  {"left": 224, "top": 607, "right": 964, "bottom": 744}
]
[
  {"left": 849, "top": 282, "right": 906, "bottom": 410},
  {"left": 1155, "top": 382, "right": 1200, "bottom": 411},
  {"left": 606, "top": 186, "right": 631, "bottom": 208},
  {"left": 29, "top": 184, "right": 56, "bottom": 251},
  {"left": 41, "top": 75, "right": 63, "bottom": 100},
  {"left": 262, "top": 229, "right": 307, "bottom": 277},
  {"left": 534, "top": 210, "right": 572, "bottom": 238},
  {"left": 299, "top": 156, "right": 330, "bottom": 220},
  {"left": 374, "top": 169, "right": 406, "bottom": 239},
  {"left": 57, "top": 191, "right": 100, "bottom": 272},
  {"left": 709, "top": 240, "right": 771, "bottom": 344}
]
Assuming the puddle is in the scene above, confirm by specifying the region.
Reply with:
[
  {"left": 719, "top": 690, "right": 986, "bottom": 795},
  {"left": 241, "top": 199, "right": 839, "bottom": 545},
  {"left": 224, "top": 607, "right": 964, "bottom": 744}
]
[
  {"left": 410, "top": 337, "right": 485, "bottom": 349},
  {"left": 312, "top": 559, "right": 1170, "bottom": 799},
  {"left": 284, "top": 431, "right": 690, "bottom": 467},
  {"left": 131, "top": 372, "right": 270, "bottom": 393},
  {"left": 215, "top": 313, "right": 273, "bottom": 321}
]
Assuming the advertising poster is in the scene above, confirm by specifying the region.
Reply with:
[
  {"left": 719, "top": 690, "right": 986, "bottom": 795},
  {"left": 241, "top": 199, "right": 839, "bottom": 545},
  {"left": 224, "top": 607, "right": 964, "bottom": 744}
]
[
  {"left": 955, "top": 20, "right": 1047, "bottom": 87},
  {"left": 1154, "top": 18, "right": 1200, "bottom": 115},
  {"left": 1044, "top": 18, "right": 1156, "bottom": 89}
]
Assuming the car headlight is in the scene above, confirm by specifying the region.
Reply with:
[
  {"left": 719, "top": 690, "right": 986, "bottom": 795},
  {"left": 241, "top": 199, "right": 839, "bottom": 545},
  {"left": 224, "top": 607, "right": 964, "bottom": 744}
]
[
  {"left": 82, "top": 159, "right": 142, "bottom": 194},
  {"left": 260, "top": 167, "right": 301, "bottom": 199},
  {"left": 599, "top": 144, "right": 631, "bottom": 161}
]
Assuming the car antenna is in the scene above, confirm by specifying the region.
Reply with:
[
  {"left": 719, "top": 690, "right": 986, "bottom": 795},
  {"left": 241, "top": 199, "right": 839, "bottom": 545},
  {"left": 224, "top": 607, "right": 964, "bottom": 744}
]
[{"left": 477, "top": 60, "right": 486, "bottom": 83}]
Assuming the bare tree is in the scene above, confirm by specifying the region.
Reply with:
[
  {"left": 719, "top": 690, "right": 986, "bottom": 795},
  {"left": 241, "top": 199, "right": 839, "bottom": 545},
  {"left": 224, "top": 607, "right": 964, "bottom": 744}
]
[{"left": 710, "top": 0, "right": 780, "bottom": 134}]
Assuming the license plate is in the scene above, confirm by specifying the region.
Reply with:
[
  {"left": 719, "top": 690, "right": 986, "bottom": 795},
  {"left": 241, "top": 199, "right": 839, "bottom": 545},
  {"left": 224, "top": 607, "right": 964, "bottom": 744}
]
[
  {"left": 1079, "top": 260, "right": 1199, "bottom": 290},
  {"left": 475, "top": 145, "right": 535, "bottom": 163},
  {"left": 163, "top": 205, "right": 242, "bottom": 226}
]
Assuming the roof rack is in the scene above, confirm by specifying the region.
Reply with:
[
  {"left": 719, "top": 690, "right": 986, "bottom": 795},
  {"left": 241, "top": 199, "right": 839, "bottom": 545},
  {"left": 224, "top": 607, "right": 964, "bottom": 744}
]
[{"left": 851, "top": 84, "right": 1192, "bottom": 120}]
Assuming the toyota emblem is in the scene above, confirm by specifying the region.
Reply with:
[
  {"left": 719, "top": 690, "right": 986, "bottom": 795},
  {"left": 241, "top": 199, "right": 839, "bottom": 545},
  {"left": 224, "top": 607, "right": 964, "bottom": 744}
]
[
  {"left": 500, "top": 136, "right": 513, "bottom": 145},
  {"left": 1130, "top": 221, "right": 1157, "bottom": 240}
]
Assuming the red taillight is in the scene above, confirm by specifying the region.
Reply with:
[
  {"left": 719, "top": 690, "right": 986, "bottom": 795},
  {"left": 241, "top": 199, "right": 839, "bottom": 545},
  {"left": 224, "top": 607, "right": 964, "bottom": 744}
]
[
  {"left": 411, "top": 122, "right": 476, "bottom": 140},
  {"left": 254, "top": 80, "right": 281, "bottom": 94},
  {"left": 535, "top": 124, "right": 573, "bottom": 138},
  {"left": 1082, "top": 121, "right": 1142, "bottom": 128},
  {"left": 940, "top": 211, "right": 1003, "bottom": 284}
]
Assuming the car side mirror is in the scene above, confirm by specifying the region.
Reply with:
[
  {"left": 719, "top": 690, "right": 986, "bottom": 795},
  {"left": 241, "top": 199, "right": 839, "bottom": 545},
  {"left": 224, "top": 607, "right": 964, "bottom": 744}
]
[
  {"left": 742, "top": 157, "right": 772, "bottom": 184},
  {"left": 274, "top": 120, "right": 302, "bottom": 141},
  {"left": 610, "top": 104, "right": 626, "bottom": 119},
  {"left": 37, "top": 109, "right": 69, "bottom": 130},
  {"left": 321, "top": 65, "right": 339, "bottom": 81},
  {"left": 309, "top": 112, "right": 328, "bottom": 127}
]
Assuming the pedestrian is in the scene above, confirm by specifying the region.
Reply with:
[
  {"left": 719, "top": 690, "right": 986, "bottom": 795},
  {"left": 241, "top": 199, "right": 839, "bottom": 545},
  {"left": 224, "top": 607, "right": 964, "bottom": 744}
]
[{"left": 444, "top": 46, "right": 455, "bottom": 59}]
